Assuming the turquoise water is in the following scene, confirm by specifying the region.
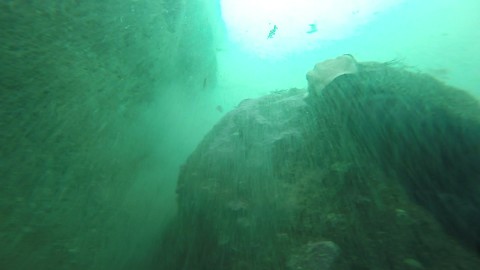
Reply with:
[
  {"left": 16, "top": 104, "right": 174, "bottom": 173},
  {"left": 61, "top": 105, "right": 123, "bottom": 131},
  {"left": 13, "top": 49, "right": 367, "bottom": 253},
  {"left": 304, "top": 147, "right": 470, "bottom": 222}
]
[{"left": 1, "top": 1, "right": 479, "bottom": 269}]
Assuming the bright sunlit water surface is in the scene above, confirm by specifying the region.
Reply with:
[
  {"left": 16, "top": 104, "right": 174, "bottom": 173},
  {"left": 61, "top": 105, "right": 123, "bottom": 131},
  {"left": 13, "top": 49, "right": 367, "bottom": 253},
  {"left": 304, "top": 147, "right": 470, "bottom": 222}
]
[{"left": 221, "top": 0, "right": 403, "bottom": 56}]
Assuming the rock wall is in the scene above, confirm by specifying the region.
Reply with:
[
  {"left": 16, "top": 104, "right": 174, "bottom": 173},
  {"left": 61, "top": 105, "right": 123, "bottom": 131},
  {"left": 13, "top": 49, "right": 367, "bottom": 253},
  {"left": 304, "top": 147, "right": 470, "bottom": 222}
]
[{"left": 0, "top": 0, "right": 216, "bottom": 269}]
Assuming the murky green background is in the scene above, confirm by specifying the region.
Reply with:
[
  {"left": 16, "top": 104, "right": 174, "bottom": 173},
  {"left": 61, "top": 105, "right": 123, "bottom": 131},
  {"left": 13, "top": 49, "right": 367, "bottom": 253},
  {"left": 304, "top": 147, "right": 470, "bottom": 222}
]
[{"left": 1, "top": 0, "right": 479, "bottom": 269}]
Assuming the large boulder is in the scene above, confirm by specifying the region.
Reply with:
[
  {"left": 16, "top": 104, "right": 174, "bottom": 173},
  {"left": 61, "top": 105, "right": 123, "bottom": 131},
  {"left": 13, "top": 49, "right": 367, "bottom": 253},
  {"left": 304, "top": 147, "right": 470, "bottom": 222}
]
[{"left": 158, "top": 58, "right": 480, "bottom": 269}]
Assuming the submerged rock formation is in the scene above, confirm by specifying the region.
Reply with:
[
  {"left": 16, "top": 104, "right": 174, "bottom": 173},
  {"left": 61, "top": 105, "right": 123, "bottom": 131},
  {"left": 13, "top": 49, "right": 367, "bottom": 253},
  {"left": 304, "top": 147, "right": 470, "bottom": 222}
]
[
  {"left": 0, "top": 0, "right": 216, "bottom": 269},
  {"left": 158, "top": 57, "right": 480, "bottom": 269}
]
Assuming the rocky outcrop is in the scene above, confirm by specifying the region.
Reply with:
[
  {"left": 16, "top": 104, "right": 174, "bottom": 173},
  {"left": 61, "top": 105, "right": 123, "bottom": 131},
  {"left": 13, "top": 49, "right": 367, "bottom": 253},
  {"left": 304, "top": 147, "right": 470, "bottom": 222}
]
[{"left": 159, "top": 62, "right": 480, "bottom": 269}]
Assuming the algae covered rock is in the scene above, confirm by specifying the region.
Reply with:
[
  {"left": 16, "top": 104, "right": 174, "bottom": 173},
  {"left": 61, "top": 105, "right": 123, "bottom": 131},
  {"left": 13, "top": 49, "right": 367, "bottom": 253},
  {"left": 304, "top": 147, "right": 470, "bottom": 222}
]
[
  {"left": 0, "top": 0, "right": 217, "bottom": 269},
  {"left": 159, "top": 58, "right": 480, "bottom": 269}
]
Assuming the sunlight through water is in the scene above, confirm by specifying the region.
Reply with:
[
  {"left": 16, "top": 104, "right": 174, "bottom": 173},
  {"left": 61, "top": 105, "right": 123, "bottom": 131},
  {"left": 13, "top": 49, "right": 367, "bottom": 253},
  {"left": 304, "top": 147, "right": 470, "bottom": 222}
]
[{"left": 220, "top": 0, "right": 404, "bottom": 56}]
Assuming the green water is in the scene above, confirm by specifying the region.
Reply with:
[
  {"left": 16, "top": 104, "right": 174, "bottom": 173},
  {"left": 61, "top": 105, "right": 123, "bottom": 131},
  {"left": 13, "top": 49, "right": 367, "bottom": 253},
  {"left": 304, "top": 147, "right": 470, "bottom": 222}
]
[{"left": 1, "top": 0, "right": 479, "bottom": 269}]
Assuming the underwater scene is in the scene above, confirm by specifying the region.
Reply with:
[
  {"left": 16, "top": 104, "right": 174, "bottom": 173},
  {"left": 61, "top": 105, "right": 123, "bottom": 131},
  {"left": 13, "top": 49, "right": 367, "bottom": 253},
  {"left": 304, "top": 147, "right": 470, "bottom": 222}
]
[{"left": 1, "top": 0, "right": 479, "bottom": 269}]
